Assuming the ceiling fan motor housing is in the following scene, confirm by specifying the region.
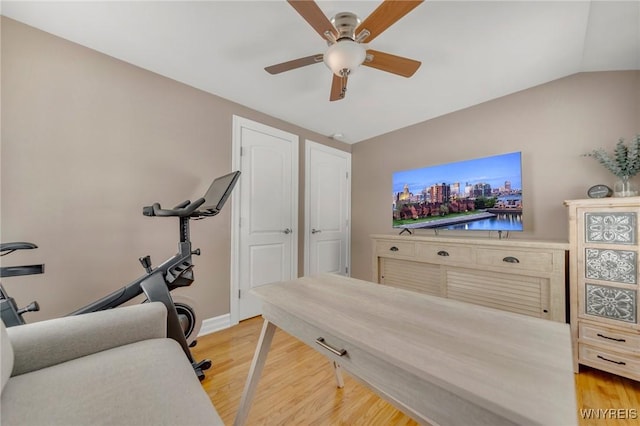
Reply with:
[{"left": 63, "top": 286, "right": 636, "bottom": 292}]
[{"left": 330, "top": 12, "right": 360, "bottom": 41}]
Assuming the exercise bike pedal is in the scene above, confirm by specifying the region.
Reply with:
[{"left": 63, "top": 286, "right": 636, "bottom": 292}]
[
  {"left": 193, "top": 358, "right": 212, "bottom": 372},
  {"left": 192, "top": 359, "right": 212, "bottom": 382},
  {"left": 194, "top": 368, "right": 206, "bottom": 382}
]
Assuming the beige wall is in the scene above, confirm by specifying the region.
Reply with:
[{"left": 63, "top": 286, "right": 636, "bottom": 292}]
[
  {"left": 0, "top": 17, "right": 350, "bottom": 322},
  {"left": 351, "top": 71, "right": 640, "bottom": 280}
]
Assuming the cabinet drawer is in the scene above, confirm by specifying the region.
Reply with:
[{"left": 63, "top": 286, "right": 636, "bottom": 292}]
[
  {"left": 579, "top": 322, "right": 640, "bottom": 352},
  {"left": 416, "top": 243, "right": 472, "bottom": 264},
  {"left": 375, "top": 240, "right": 415, "bottom": 258},
  {"left": 476, "top": 248, "right": 553, "bottom": 272},
  {"left": 579, "top": 344, "right": 640, "bottom": 380}
]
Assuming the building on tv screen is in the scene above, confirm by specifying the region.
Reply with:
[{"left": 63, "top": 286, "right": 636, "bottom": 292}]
[{"left": 392, "top": 152, "right": 523, "bottom": 231}]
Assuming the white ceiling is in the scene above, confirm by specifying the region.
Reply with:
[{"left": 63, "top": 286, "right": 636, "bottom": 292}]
[{"left": 2, "top": 1, "right": 639, "bottom": 144}]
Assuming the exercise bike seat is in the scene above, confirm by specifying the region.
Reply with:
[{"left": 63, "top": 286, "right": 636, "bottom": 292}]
[
  {"left": 0, "top": 242, "right": 44, "bottom": 278},
  {"left": 1, "top": 242, "right": 38, "bottom": 253}
]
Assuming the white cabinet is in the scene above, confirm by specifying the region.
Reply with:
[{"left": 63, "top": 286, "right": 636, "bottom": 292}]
[
  {"left": 371, "top": 234, "right": 568, "bottom": 323},
  {"left": 565, "top": 198, "right": 640, "bottom": 381}
]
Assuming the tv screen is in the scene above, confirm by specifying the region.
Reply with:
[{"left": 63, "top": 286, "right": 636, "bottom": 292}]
[{"left": 392, "top": 152, "right": 523, "bottom": 231}]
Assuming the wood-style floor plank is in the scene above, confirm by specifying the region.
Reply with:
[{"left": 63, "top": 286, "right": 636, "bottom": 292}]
[{"left": 192, "top": 317, "right": 640, "bottom": 425}]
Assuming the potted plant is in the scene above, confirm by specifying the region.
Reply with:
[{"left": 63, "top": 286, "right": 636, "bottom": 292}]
[{"left": 588, "top": 135, "right": 640, "bottom": 197}]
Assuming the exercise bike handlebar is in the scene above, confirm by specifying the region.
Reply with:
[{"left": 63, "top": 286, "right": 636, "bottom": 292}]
[{"left": 142, "top": 198, "right": 206, "bottom": 218}]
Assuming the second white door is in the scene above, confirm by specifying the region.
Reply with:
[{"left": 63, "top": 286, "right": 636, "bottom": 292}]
[{"left": 305, "top": 141, "right": 351, "bottom": 276}]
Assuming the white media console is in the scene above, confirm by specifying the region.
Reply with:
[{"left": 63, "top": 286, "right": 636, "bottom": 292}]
[{"left": 371, "top": 234, "right": 569, "bottom": 323}]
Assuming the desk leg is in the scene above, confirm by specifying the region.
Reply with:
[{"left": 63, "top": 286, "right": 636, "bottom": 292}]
[
  {"left": 333, "top": 361, "right": 345, "bottom": 388},
  {"left": 233, "top": 319, "right": 277, "bottom": 426}
]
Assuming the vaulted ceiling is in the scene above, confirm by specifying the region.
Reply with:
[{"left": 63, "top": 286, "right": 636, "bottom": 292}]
[{"left": 3, "top": 1, "right": 639, "bottom": 143}]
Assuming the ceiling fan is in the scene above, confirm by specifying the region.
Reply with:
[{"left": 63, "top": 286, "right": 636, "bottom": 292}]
[{"left": 265, "top": 0, "right": 424, "bottom": 101}]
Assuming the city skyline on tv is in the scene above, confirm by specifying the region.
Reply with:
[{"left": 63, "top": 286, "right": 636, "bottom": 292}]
[
  {"left": 392, "top": 151, "right": 522, "bottom": 196},
  {"left": 392, "top": 151, "right": 523, "bottom": 231}
]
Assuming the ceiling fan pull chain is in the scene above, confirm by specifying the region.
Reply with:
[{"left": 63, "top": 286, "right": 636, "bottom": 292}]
[{"left": 341, "top": 74, "right": 347, "bottom": 98}]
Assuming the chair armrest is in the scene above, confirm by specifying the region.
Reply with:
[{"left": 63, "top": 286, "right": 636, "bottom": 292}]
[{"left": 7, "top": 302, "right": 167, "bottom": 376}]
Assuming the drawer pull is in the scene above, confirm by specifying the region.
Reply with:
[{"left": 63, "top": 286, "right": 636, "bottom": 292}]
[
  {"left": 316, "top": 337, "right": 347, "bottom": 357},
  {"left": 596, "top": 333, "right": 626, "bottom": 343},
  {"left": 597, "top": 354, "right": 626, "bottom": 365},
  {"left": 502, "top": 256, "right": 520, "bottom": 263},
  {"left": 437, "top": 250, "right": 449, "bottom": 257},
  {"left": 389, "top": 246, "right": 399, "bottom": 252}
]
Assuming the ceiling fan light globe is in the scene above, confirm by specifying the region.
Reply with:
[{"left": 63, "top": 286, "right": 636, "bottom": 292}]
[{"left": 323, "top": 40, "right": 366, "bottom": 76}]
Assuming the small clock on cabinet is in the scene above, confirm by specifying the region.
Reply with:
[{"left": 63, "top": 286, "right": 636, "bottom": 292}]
[{"left": 587, "top": 184, "right": 613, "bottom": 198}]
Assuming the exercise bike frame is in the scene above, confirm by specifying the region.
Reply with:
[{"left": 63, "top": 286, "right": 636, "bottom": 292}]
[
  {"left": 1, "top": 170, "right": 241, "bottom": 381},
  {"left": 0, "top": 209, "right": 209, "bottom": 379},
  {"left": 70, "top": 215, "right": 197, "bottom": 315},
  {"left": 70, "top": 202, "right": 215, "bottom": 378}
]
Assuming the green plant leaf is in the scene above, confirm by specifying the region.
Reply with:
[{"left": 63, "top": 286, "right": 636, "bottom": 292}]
[{"left": 588, "top": 136, "right": 640, "bottom": 178}]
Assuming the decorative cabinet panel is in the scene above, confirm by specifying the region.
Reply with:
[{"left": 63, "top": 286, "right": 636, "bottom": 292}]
[
  {"left": 584, "top": 212, "right": 636, "bottom": 244},
  {"left": 585, "top": 283, "right": 636, "bottom": 323},
  {"left": 371, "top": 235, "right": 568, "bottom": 323},
  {"left": 565, "top": 198, "right": 640, "bottom": 381},
  {"left": 585, "top": 248, "right": 636, "bottom": 284}
]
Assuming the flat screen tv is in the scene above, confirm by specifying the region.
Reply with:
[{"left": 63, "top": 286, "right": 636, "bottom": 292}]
[{"left": 392, "top": 152, "right": 523, "bottom": 232}]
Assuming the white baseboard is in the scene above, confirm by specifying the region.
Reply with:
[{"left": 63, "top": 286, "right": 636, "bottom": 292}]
[{"left": 198, "top": 313, "right": 231, "bottom": 337}]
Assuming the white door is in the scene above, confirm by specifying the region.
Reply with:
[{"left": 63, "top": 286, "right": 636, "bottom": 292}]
[
  {"left": 305, "top": 141, "right": 351, "bottom": 276},
  {"left": 231, "top": 116, "right": 298, "bottom": 322}
]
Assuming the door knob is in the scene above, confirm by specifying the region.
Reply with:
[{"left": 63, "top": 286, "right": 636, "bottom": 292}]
[
  {"left": 311, "top": 228, "right": 322, "bottom": 234},
  {"left": 282, "top": 228, "right": 292, "bottom": 234}
]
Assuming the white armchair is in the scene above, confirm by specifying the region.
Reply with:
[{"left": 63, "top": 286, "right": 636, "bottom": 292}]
[{"left": 1, "top": 302, "right": 222, "bottom": 426}]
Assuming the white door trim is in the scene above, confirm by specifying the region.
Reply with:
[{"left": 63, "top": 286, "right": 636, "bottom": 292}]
[
  {"left": 304, "top": 140, "right": 351, "bottom": 277},
  {"left": 230, "top": 115, "right": 299, "bottom": 325}
]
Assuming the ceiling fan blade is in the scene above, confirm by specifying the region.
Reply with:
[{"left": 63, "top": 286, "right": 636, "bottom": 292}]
[
  {"left": 356, "top": 0, "right": 423, "bottom": 43},
  {"left": 265, "top": 54, "right": 324, "bottom": 75},
  {"left": 288, "top": 0, "right": 338, "bottom": 39},
  {"left": 364, "top": 49, "right": 421, "bottom": 77},
  {"left": 330, "top": 73, "right": 348, "bottom": 101}
]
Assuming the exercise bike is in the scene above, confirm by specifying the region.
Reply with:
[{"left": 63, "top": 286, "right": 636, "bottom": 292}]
[{"left": 0, "top": 171, "right": 240, "bottom": 381}]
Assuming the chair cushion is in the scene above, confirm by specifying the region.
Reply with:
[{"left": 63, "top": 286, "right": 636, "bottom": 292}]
[
  {"left": 1, "top": 337, "right": 222, "bottom": 425},
  {"left": 7, "top": 302, "right": 167, "bottom": 376},
  {"left": 1, "top": 321, "right": 14, "bottom": 394}
]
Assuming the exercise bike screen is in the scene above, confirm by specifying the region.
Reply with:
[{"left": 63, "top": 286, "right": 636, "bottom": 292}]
[{"left": 201, "top": 171, "right": 241, "bottom": 213}]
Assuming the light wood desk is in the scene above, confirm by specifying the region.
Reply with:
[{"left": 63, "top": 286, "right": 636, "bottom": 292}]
[{"left": 234, "top": 274, "right": 577, "bottom": 426}]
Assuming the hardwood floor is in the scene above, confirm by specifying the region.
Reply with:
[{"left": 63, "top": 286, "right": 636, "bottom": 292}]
[{"left": 192, "top": 317, "right": 640, "bottom": 425}]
